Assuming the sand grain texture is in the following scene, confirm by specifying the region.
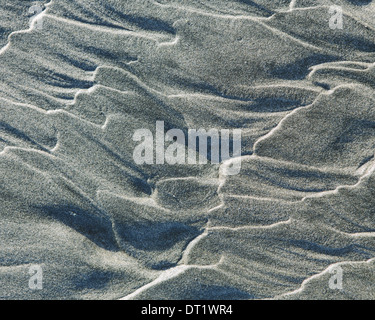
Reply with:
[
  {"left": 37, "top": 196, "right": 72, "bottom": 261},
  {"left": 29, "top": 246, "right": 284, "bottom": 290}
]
[{"left": 1, "top": 0, "right": 375, "bottom": 299}]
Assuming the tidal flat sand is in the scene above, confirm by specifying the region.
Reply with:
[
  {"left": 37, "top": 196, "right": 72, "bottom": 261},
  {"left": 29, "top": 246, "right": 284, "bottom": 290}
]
[{"left": 0, "top": 0, "right": 375, "bottom": 299}]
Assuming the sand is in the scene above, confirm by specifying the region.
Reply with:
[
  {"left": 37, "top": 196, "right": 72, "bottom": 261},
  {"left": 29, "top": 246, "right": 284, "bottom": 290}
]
[{"left": 0, "top": 0, "right": 375, "bottom": 299}]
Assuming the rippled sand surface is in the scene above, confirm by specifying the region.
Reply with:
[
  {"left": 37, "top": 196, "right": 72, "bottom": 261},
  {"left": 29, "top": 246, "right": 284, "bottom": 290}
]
[{"left": 1, "top": 0, "right": 375, "bottom": 299}]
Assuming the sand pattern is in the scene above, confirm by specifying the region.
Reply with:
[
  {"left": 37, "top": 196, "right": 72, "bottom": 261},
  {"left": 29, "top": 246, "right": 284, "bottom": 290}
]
[{"left": 1, "top": 0, "right": 375, "bottom": 299}]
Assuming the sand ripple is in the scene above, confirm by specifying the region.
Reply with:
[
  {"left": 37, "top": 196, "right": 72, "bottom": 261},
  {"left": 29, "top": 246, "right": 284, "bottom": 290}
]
[{"left": 1, "top": 0, "right": 375, "bottom": 299}]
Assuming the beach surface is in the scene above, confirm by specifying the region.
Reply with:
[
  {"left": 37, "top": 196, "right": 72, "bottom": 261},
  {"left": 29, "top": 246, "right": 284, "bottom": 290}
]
[{"left": 1, "top": 0, "right": 375, "bottom": 299}]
